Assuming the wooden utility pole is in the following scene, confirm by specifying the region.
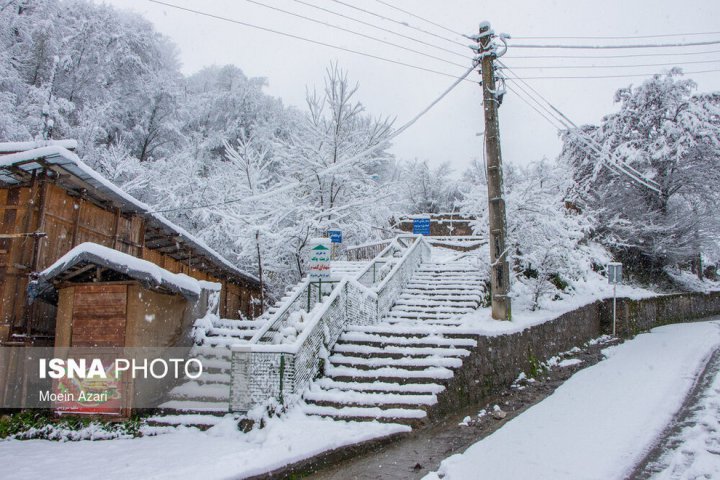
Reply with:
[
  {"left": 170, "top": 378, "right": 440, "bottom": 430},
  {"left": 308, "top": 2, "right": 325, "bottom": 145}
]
[{"left": 477, "top": 22, "right": 512, "bottom": 320}]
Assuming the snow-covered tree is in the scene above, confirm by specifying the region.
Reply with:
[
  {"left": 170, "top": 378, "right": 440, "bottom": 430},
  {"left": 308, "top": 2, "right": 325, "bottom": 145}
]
[
  {"left": 397, "top": 159, "right": 462, "bottom": 214},
  {"left": 561, "top": 70, "right": 720, "bottom": 277},
  {"left": 460, "top": 160, "right": 599, "bottom": 310},
  {"left": 273, "top": 64, "right": 395, "bottom": 278}
]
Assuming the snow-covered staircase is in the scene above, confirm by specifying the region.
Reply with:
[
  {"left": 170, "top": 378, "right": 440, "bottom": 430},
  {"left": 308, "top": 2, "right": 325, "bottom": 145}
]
[
  {"left": 147, "top": 315, "right": 267, "bottom": 429},
  {"left": 147, "top": 262, "right": 369, "bottom": 430},
  {"left": 303, "top": 251, "right": 485, "bottom": 426}
]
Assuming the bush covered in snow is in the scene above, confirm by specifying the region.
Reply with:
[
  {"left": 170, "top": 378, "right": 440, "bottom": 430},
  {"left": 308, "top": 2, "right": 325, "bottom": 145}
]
[
  {"left": 0, "top": 411, "right": 144, "bottom": 441},
  {"left": 460, "top": 159, "right": 608, "bottom": 310}
]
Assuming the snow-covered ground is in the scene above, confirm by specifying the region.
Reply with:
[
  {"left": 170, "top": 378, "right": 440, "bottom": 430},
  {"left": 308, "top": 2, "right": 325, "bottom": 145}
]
[
  {"left": 427, "top": 247, "right": 658, "bottom": 337},
  {"left": 424, "top": 320, "right": 720, "bottom": 480},
  {"left": 642, "top": 352, "right": 720, "bottom": 479},
  {"left": 0, "top": 410, "right": 408, "bottom": 480}
]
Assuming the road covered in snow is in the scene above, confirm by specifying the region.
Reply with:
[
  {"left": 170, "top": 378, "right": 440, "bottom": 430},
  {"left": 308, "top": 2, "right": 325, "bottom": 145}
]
[{"left": 425, "top": 320, "right": 720, "bottom": 480}]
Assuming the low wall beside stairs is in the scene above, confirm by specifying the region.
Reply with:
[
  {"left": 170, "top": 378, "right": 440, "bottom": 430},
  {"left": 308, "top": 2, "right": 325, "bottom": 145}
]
[{"left": 432, "top": 290, "right": 720, "bottom": 418}]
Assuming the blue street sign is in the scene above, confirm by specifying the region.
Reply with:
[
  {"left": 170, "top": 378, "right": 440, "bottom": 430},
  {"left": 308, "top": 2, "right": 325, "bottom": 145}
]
[
  {"left": 413, "top": 217, "right": 431, "bottom": 235},
  {"left": 328, "top": 229, "right": 343, "bottom": 244}
]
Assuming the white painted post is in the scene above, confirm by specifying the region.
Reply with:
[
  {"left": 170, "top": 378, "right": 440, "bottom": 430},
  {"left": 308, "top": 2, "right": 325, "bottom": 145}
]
[
  {"left": 613, "top": 283, "right": 617, "bottom": 337},
  {"left": 608, "top": 262, "right": 623, "bottom": 337}
]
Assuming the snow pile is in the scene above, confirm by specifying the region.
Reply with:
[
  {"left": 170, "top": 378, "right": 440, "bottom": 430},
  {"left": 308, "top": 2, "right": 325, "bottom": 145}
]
[
  {"left": 0, "top": 139, "right": 77, "bottom": 153},
  {"left": 664, "top": 266, "right": 720, "bottom": 293},
  {"left": 424, "top": 320, "right": 720, "bottom": 480},
  {"left": 0, "top": 410, "right": 409, "bottom": 480}
]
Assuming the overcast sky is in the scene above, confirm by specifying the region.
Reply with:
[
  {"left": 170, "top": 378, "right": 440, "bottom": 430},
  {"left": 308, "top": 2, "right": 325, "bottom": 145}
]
[{"left": 100, "top": 0, "right": 720, "bottom": 173}]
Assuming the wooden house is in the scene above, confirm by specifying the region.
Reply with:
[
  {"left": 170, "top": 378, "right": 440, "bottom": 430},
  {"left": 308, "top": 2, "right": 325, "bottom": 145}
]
[{"left": 0, "top": 140, "right": 262, "bottom": 347}]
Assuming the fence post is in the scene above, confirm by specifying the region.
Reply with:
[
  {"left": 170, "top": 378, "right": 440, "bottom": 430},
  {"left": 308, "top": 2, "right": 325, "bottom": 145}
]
[{"left": 229, "top": 345, "right": 252, "bottom": 413}]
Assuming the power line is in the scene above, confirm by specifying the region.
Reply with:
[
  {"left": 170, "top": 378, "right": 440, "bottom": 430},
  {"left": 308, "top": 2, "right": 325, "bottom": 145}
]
[
  {"left": 503, "top": 58, "right": 720, "bottom": 70},
  {"left": 513, "top": 31, "right": 720, "bottom": 40},
  {"left": 505, "top": 48, "right": 720, "bottom": 60},
  {"left": 505, "top": 82, "right": 661, "bottom": 193},
  {"left": 148, "top": 62, "right": 477, "bottom": 214},
  {"left": 501, "top": 63, "right": 662, "bottom": 193},
  {"left": 290, "top": 0, "right": 470, "bottom": 60},
  {"left": 147, "top": 0, "right": 472, "bottom": 81},
  {"left": 502, "top": 69, "right": 720, "bottom": 80},
  {"left": 329, "top": 0, "right": 468, "bottom": 49},
  {"left": 242, "top": 0, "right": 467, "bottom": 69},
  {"left": 501, "top": 60, "right": 660, "bottom": 188},
  {"left": 372, "top": 0, "right": 464, "bottom": 38},
  {"left": 512, "top": 39, "right": 720, "bottom": 49}
]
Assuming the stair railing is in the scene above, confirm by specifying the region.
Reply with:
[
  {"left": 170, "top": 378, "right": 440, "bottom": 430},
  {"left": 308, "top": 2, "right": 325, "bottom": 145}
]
[{"left": 229, "top": 235, "right": 430, "bottom": 414}]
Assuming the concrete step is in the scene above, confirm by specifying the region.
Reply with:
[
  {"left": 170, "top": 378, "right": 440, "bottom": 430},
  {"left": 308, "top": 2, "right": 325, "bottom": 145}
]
[
  {"left": 304, "top": 389, "right": 437, "bottom": 407},
  {"left": 190, "top": 345, "right": 233, "bottom": 358},
  {"left": 346, "top": 324, "right": 480, "bottom": 338},
  {"left": 384, "top": 313, "right": 470, "bottom": 322},
  {"left": 207, "top": 327, "right": 256, "bottom": 339},
  {"left": 394, "top": 298, "right": 480, "bottom": 308},
  {"left": 332, "top": 343, "right": 470, "bottom": 358},
  {"left": 337, "top": 332, "right": 477, "bottom": 348},
  {"left": 167, "top": 381, "right": 229, "bottom": 401},
  {"left": 383, "top": 318, "right": 471, "bottom": 327},
  {"left": 314, "top": 378, "right": 446, "bottom": 395},
  {"left": 326, "top": 365, "right": 454, "bottom": 384},
  {"left": 390, "top": 306, "right": 477, "bottom": 315},
  {"left": 302, "top": 404, "right": 427, "bottom": 426},
  {"left": 211, "top": 318, "right": 265, "bottom": 329},
  {"left": 145, "top": 413, "right": 226, "bottom": 431},
  {"left": 328, "top": 354, "right": 463, "bottom": 370},
  {"left": 157, "top": 400, "right": 228, "bottom": 413},
  {"left": 400, "top": 290, "right": 483, "bottom": 298}
]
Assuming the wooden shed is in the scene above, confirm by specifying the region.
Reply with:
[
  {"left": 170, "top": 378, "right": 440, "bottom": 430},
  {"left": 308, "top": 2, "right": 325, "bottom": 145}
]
[
  {"left": 31, "top": 242, "right": 202, "bottom": 350},
  {"left": 27, "top": 242, "right": 206, "bottom": 415},
  {"left": 0, "top": 140, "right": 263, "bottom": 346}
]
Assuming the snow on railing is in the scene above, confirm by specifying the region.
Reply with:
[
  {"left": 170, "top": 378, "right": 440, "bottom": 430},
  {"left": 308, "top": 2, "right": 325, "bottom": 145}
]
[
  {"left": 229, "top": 235, "right": 430, "bottom": 414},
  {"left": 376, "top": 237, "right": 431, "bottom": 319},
  {"left": 344, "top": 238, "right": 393, "bottom": 261},
  {"left": 249, "top": 279, "right": 315, "bottom": 345}
]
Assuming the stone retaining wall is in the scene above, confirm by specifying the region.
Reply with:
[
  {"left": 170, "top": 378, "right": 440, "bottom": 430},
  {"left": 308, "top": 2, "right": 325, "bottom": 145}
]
[{"left": 432, "top": 291, "right": 720, "bottom": 418}]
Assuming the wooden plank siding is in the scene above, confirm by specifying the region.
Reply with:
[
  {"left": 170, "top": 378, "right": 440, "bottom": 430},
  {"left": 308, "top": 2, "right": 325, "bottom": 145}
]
[
  {"left": 0, "top": 175, "right": 261, "bottom": 342},
  {"left": 70, "top": 285, "right": 127, "bottom": 348}
]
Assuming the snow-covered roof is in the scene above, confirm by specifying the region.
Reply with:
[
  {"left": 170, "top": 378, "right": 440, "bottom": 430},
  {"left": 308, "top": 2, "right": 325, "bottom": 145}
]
[
  {"left": 0, "top": 143, "right": 259, "bottom": 286},
  {"left": 0, "top": 139, "right": 77, "bottom": 154},
  {"left": 30, "top": 242, "right": 202, "bottom": 300}
]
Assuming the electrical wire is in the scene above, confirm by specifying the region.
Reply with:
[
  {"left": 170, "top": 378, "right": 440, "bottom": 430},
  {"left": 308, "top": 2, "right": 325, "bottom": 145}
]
[
  {"left": 329, "top": 0, "right": 468, "bottom": 49},
  {"left": 514, "top": 31, "right": 720, "bottom": 40},
  {"left": 502, "top": 69, "right": 720, "bottom": 80},
  {"left": 242, "top": 0, "right": 467, "bottom": 69},
  {"left": 505, "top": 82, "right": 661, "bottom": 193},
  {"left": 290, "top": 0, "right": 471, "bottom": 60},
  {"left": 501, "top": 63, "right": 660, "bottom": 187},
  {"left": 147, "top": 0, "right": 473, "bottom": 81},
  {"left": 500, "top": 64, "right": 662, "bottom": 193},
  {"left": 372, "top": 0, "right": 465, "bottom": 38},
  {"left": 502, "top": 58, "right": 720, "bottom": 70},
  {"left": 512, "top": 39, "right": 720, "bottom": 49},
  {"left": 506, "top": 48, "right": 720, "bottom": 60}
]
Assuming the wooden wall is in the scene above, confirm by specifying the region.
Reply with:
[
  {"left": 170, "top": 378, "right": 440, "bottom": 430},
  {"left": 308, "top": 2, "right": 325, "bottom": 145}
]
[{"left": 0, "top": 175, "right": 261, "bottom": 342}]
